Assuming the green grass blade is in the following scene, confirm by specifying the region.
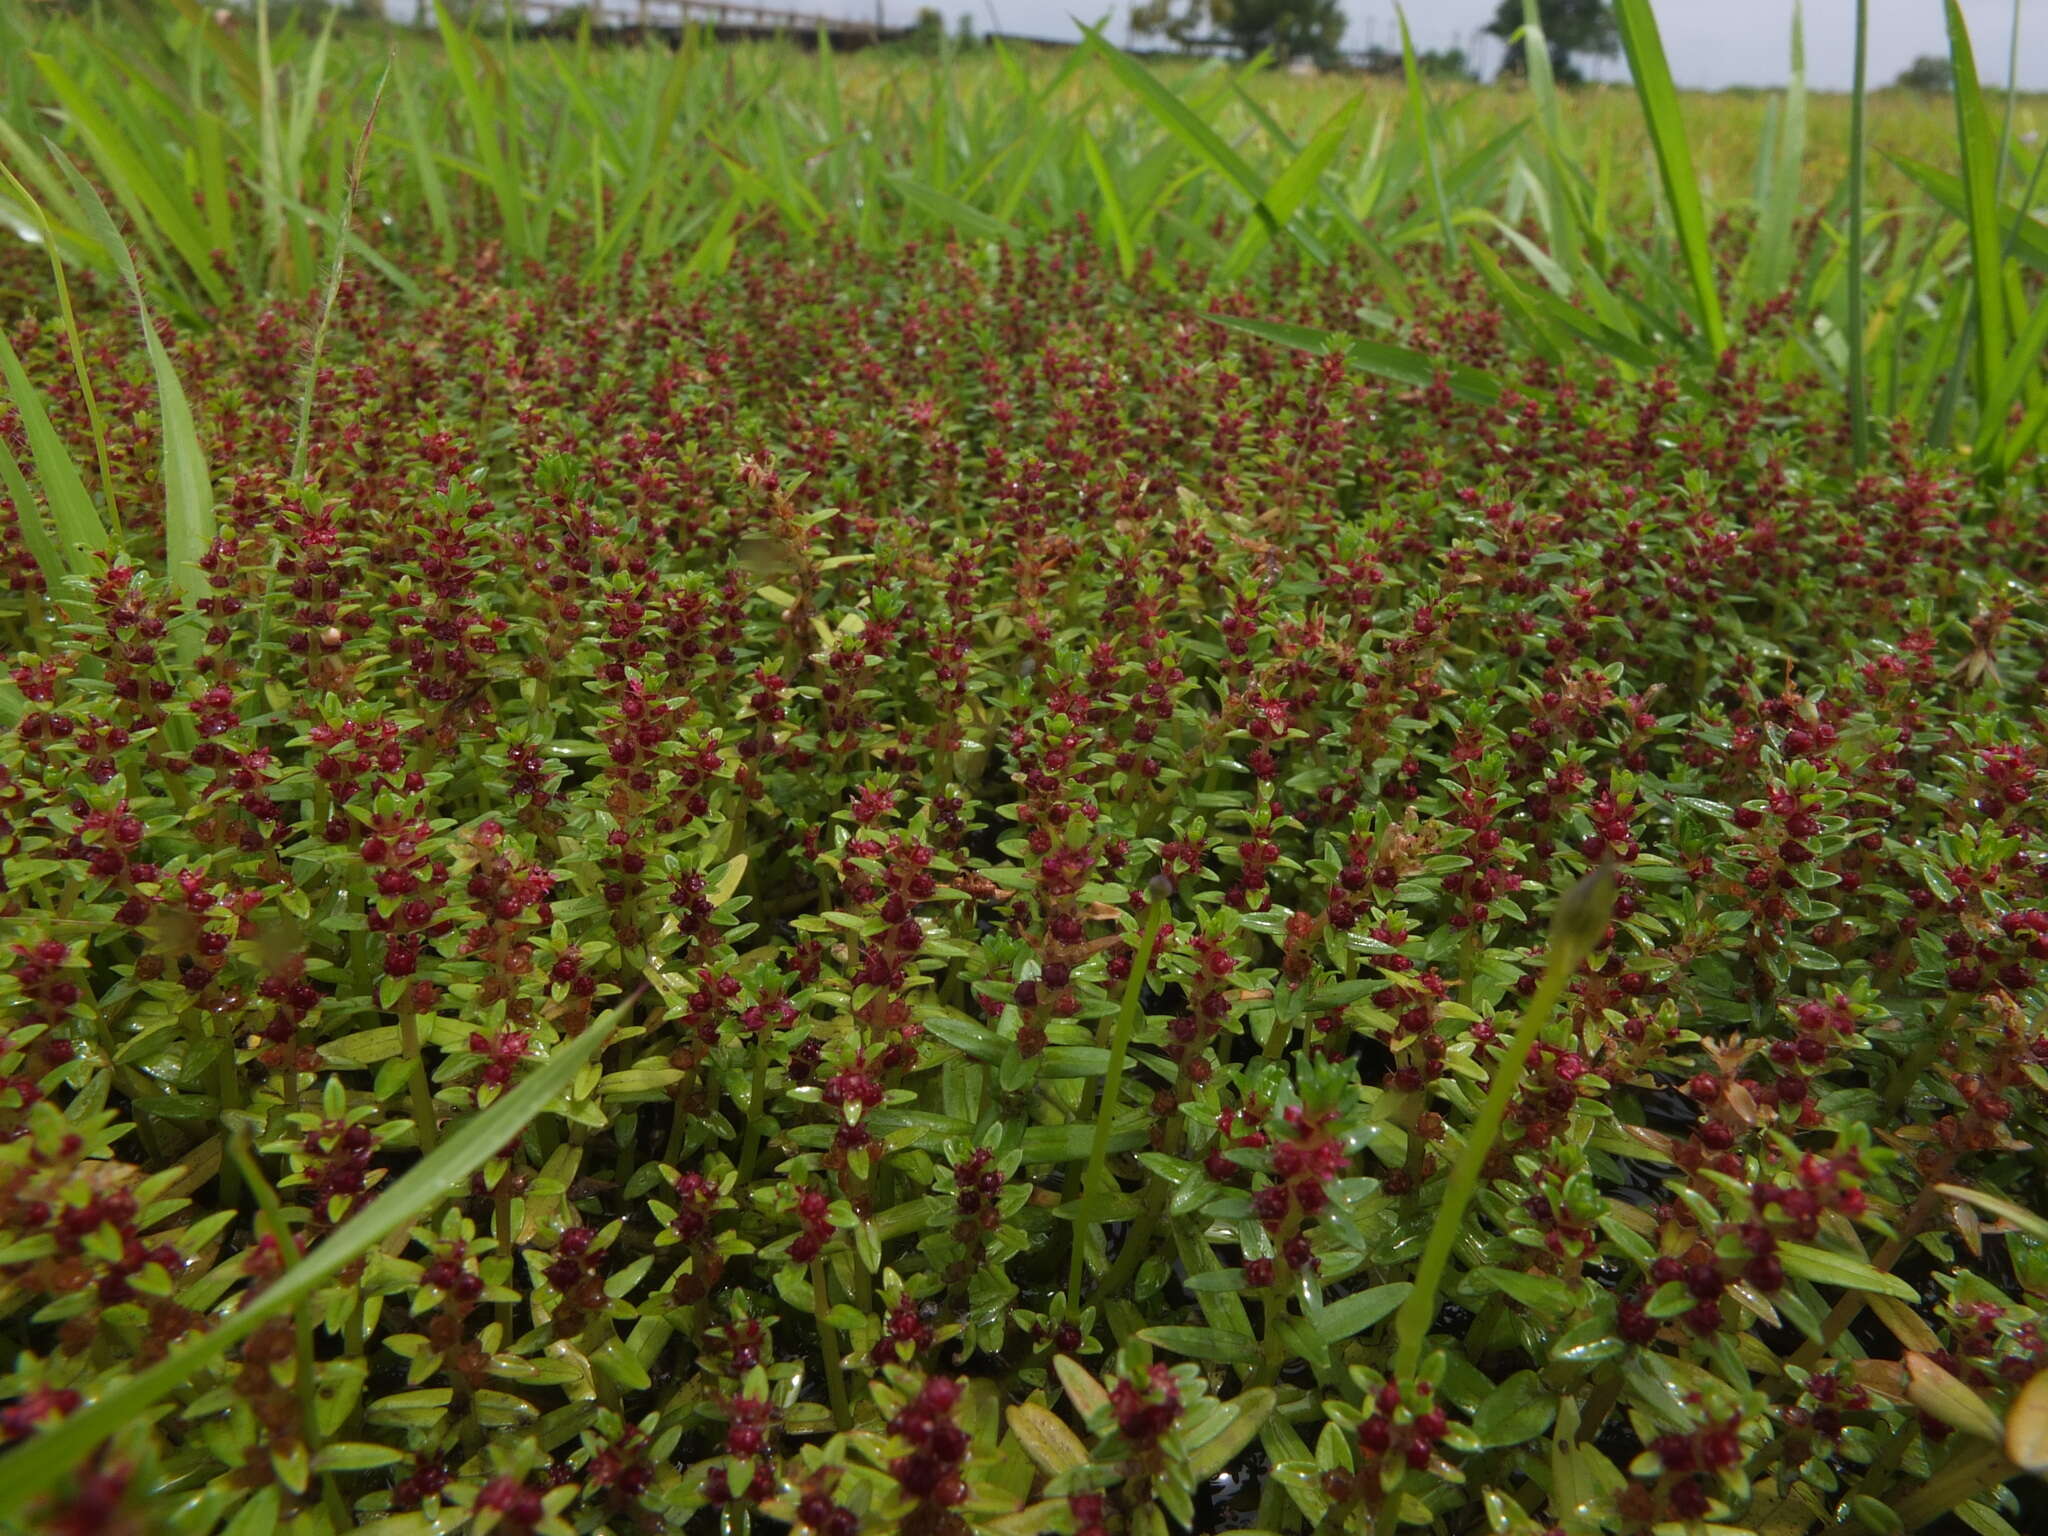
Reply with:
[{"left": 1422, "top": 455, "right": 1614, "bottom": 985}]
[
  {"left": 1219, "top": 97, "right": 1360, "bottom": 283},
  {"left": 0, "top": 158, "right": 122, "bottom": 540},
  {"left": 1750, "top": 2, "right": 1805, "bottom": 300},
  {"left": 1945, "top": 0, "right": 2008, "bottom": 408},
  {"left": 29, "top": 50, "right": 230, "bottom": 308},
  {"left": 886, "top": 171, "right": 1023, "bottom": 246},
  {"left": 0, "top": 425, "right": 67, "bottom": 594},
  {"left": 1207, "top": 313, "right": 1508, "bottom": 407},
  {"left": 254, "top": 0, "right": 287, "bottom": 289},
  {"left": 1471, "top": 237, "right": 1655, "bottom": 372},
  {"left": 2001, "top": 376, "right": 2048, "bottom": 471},
  {"left": 0, "top": 327, "right": 108, "bottom": 577},
  {"left": 1976, "top": 286, "right": 2048, "bottom": 461},
  {"left": 1613, "top": 0, "right": 1728, "bottom": 355},
  {"left": 1078, "top": 23, "right": 1282, "bottom": 248},
  {"left": 393, "top": 56, "right": 456, "bottom": 265},
  {"left": 1516, "top": 0, "right": 1581, "bottom": 290},
  {"left": 1397, "top": 6, "right": 1458, "bottom": 265},
  {"left": 56, "top": 152, "right": 211, "bottom": 616},
  {"left": 435, "top": 0, "right": 529, "bottom": 259},
  {"left": 0, "top": 986, "right": 642, "bottom": 1522},
  {"left": 1887, "top": 152, "right": 2048, "bottom": 274},
  {"left": 1078, "top": 129, "right": 1134, "bottom": 281},
  {"left": 290, "top": 60, "right": 389, "bottom": 487}
]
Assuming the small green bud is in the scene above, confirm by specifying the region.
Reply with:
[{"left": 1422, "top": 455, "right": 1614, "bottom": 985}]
[{"left": 1549, "top": 864, "right": 1617, "bottom": 963}]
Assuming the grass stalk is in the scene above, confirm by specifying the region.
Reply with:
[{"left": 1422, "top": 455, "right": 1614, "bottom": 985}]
[
  {"left": 1848, "top": 0, "right": 1869, "bottom": 467},
  {"left": 1391, "top": 867, "right": 1613, "bottom": 1382},
  {"left": 291, "top": 57, "right": 391, "bottom": 487}
]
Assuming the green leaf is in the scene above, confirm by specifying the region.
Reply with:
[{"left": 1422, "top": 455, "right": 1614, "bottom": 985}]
[
  {"left": 0, "top": 985, "right": 642, "bottom": 1519},
  {"left": 1022, "top": 1120, "right": 1143, "bottom": 1163},
  {"left": 885, "top": 171, "right": 1023, "bottom": 247},
  {"left": 1312, "top": 1282, "right": 1412, "bottom": 1344},
  {"left": 1219, "top": 95, "right": 1360, "bottom": 282},
  {"left": 1906, "top": 1350, "right": 2004, "bottom": 1442},
  {"left": 311, "top": 1442, "right": 410, "bottom": 1473},
  {"left": 55, "top": 155, "right": 212, "bottom": 627},
  {"left": 1613, "top": 0, "right": 1728, "bottom": 355},
  {"left": 1188, "top": 1388, "right": 1275, "bottom": 1480},
  {"left": 1944, "top": 0, "right": 2007, "bottom": 406},
  {"left": 1208, "top": 313, "right": 1506, "bottom": 407},
  {"left": 1136, "top": 1326, "right": 1259, "bottom": 1366},
  {"left": 2004, "top": 1368, "right": 2048, "bottom": 1472},
  {"left": 1936, "top": 1183, "right": 2048, "bottom": 1243},
  {"left": 1007, "top": 1402, "right": 1089, "bottom": 1476},
  {"left": 1053, "top": 1354, "right": 1110, "bottom": 1420},
  {"left": 1472, "top": 1370, "right": 1557, "bottom": 1447},
  {"left": 1777, "top": 1241, "right": 1919, "bottom": 1301},
  {"left": 1470, "top": 1266, "right": 1579, "bottom": 1314},
  {"left": 1079, "top": 25, "right": 1288, "bottom": 252},
  {"left": 1748, "top": 5, "right": 1806, "bottom": 300},
  {"left": 0, "top": 326, "right": 106, "bottom": 580}
]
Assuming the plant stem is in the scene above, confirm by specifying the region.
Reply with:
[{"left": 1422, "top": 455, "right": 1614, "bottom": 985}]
[
  {"left": 1847, "top": 0, "right": 1869, "bottom": 467},
  {"left": 1890, "top": 1439, "right": 2016, "bottom": 1531},
  {"left": 813, "top": 1259, "right": 851, "bottom": 1430},
  {"left": 737, "top": 1036, "right": 770, "bottom": 1182},
  {"left": 1793, "top": 1176, "right": 1944, "bottom": 1370},
  {"left": 1068, "top": 894, "right": 1169, "bottom": 1309},
  {"left": 398, "top": 997, "right": 438, "bottom": 1153},
  {"left": 1884, "top": 993, "right": 1962, "bottom": 1113},
  {"left": 1390, "top": 869, "right": 1612, "bottom": 1382}
]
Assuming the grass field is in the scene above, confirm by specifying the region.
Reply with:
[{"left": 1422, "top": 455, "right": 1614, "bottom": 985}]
[{"left": 2, "top": 2, "right": 2048, "bottom": 1534}]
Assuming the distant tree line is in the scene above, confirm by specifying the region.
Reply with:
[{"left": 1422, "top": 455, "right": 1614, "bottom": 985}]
[{"left": 1129, "top": 0, "right": 1621, "bottom": 82}]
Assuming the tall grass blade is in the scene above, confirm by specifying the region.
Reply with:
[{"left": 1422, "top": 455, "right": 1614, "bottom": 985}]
[
  {"left": 0, "top": 159, "right": 121, "bottom": 539},
  {"left": 1219, "top": 97, "right": 1360, "bottom": 283},
  {"left": 1208, "top": 313, "right": 1507, "bottom": 406},
  {"left": 254, "top": 0, "right": 288, "bottom": 290},
  {"left": 1847, "top": 0, "right": 1869, "bottom": 464},
  {"left": 1888, "top": 153, "right": 2048, "bottom": 275},
  {"left": 0, "top": 986, "right": 643, "bottom": 1521},
  {"left": 0, "top": 428, "right": 67, "bottom": 596},
  {"left": 436, "top": 0, "right": 529, "bottom": 260},
  {"left": 1613, "top": 0, "right": 1728, "bottom": 356},
  {"left": 28, "top": 50, "right": 229, "bottom": 308},
  {"left": 1749, "top": 4, "right": 1805, "bottom": 301},
  {"left": 56, "top": 153, "right": 212, "bottom": 619},
  {"left": 1078, "top": 23, "right": 1288, "bottom": 252},
  {"left": 1945, "top": 0, "right": 2008, "bottom": 409},
  {"left": 1079, "top": 129, "right": 1135, "bottom": 280},
  {"left": 0, "top": 328, "right": 108, "bottom": 578},
  {"left": 1516, "top": 0, "right": 1581, "bottom": 291},
  {"left": 393, "top": 56, "right": 456, "bottom": 265},
  {"left": 1995, "top": 0, "right": 2022, "bottom": 188},
  {"left": 292, "top": 60, "right": 390, "bottom": 487},
  {"left": 1397, "top": 6, "right": 1458, "bottom": 265}
]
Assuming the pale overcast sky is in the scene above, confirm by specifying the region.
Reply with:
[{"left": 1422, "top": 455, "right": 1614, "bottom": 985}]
[{"left": 877, "top": 1, "right": 2047, "bottom": 92}]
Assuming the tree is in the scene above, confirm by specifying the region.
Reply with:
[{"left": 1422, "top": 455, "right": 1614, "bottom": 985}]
[
  {"left": 1129, "top": 0, "right": 1346, "bottom": 64},
  {"left": 1485, "top": 0, "right": 1618, "bottom": 86},
  {"left": 1892, "top": 55, "right": 1952, "bottom": 92},
  {"left": 1416, "top": 47, "right": 1476, "bottom": 82}
]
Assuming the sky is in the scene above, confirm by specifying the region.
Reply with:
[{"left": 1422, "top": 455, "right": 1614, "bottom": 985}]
[{"left": 863, "top": 0, "right": 2048, "bottom": 92}]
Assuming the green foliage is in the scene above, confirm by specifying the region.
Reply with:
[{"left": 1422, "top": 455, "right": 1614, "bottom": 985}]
[
  {"left": 1129, "top": 0, "right": 1346, "bottom": 64},
  {"left": 0, "top": 5, "right": 2045, "bottom": 1534},
  {"left": 1895, "top": 54, "right": 1954, "bottom": 94}
]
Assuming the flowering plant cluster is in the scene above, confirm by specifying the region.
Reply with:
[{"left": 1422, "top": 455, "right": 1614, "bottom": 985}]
[{"left": 2, "top": 199, "right": 2048, "bottom": 1536}]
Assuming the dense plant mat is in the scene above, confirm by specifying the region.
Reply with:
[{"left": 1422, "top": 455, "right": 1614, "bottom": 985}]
[{"left": 2, "top": 214, "right": 2047, "bottom": 1535}]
